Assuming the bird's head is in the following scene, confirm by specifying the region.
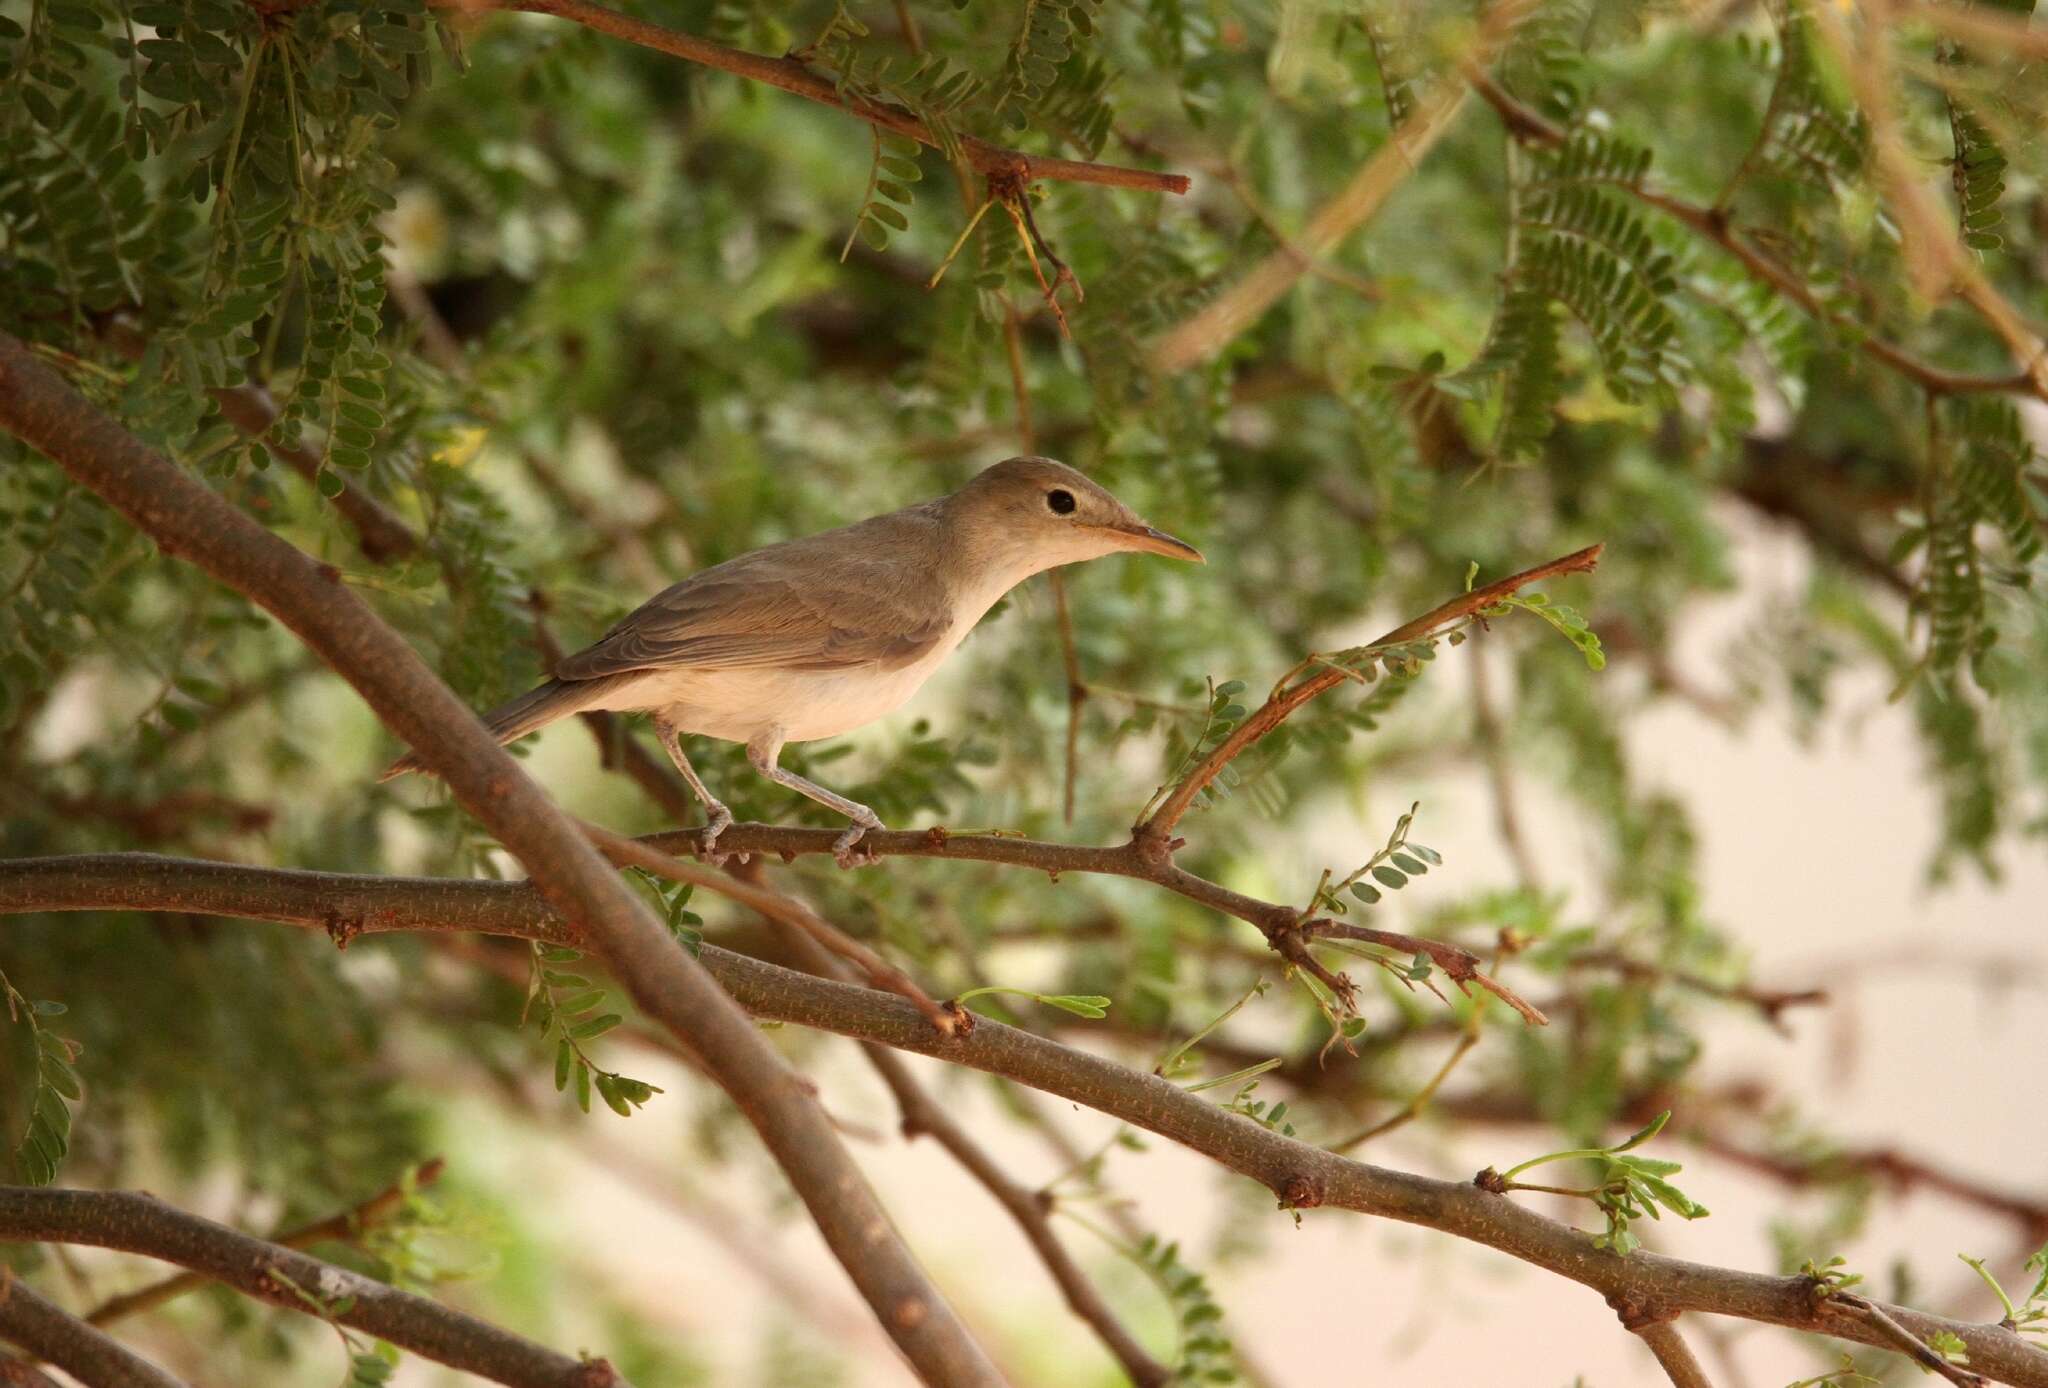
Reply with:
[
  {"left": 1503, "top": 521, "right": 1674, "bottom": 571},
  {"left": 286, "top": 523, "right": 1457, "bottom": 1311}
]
[{"left": 944, "top": 457, "right": 1202, "bottom": 581}]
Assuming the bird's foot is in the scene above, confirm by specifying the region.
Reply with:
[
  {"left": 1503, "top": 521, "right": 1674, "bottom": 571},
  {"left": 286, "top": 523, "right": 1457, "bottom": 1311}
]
[
  {"left": 832, "top": 816, "right": 884, "bottom": 870},
  {"left": 697, "top": 803, "right": 737, "bottom": 865}
]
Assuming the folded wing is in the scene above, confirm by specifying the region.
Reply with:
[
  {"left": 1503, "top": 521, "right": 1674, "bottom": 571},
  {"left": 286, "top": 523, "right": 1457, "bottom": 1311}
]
[{"left": 552, "top": 525, "right": 951, "bottom": 681}]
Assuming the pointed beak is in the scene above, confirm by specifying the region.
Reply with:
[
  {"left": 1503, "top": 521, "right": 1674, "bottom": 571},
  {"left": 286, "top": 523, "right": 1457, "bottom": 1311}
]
[{"left": 1107, "top": 522, "right": 1204, "bottom": 563}]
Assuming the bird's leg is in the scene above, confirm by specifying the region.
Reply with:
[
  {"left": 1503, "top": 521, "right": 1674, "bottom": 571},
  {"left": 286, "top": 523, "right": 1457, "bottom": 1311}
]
[
  {"left": 653, "top": 713, "right": 735, "bottom": 861},
  {"left": 745, "top": 728, "right": 884, "bottom": 869}
]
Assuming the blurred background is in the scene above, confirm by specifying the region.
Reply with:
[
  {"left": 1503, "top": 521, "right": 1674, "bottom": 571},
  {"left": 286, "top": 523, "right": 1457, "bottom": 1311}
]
[{"left": 5, "top": 0, "right": 2048, "bottom": 1384}]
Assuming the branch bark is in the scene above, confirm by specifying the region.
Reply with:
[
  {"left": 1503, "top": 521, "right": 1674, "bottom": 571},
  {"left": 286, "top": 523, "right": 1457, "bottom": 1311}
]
[
  {"left": 84, "top": 1159, "right": 446, "bottom": 1329},
  {"left": 8, "top": 859, "right": 2048, "bottom": 1387},
  {"left": 0, "top": 1275, "right": 185, "bottom": 1388},
  {"left": 768, "top": 918, "right": 1171, "bottom": 1387},
  {"left": 0, "top": 1187, "right": 615, "bottom": 1388},
  {"left": 442, "top": 0, "right": 1187, "bottom": 195},
  {"left": 0, "top": 329, "right": 1003, "bottom": 1388},
  {"left": 1631, "top": 1316, "right": 1716, "bottom": 1388}
]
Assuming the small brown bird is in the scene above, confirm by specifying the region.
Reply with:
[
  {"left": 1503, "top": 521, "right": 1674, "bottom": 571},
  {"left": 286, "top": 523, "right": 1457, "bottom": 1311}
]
[{"left": 384, "top": 457, "right": 1201, "bottom": 863}]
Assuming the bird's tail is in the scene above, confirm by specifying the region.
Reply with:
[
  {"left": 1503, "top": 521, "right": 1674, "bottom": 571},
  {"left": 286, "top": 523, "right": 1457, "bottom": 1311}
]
[{"left": 378, "top": 676, "right": 629, "bottom": 782}]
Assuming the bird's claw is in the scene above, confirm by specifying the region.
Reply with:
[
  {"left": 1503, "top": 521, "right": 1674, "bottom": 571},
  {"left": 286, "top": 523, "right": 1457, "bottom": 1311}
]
[
  {"left": 832, "top": 820, "right": 882, "bottom": 869},
  {"left": 698, "top": 805, "right": 735, "bottom": 865}
]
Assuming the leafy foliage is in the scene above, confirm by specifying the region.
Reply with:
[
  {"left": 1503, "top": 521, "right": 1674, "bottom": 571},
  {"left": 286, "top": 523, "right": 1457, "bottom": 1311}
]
[
  {"left": 1492, "top": 1110, "right": 1709, "bottom": 1256},
  {"left": 4, "top": 0, "right": 2048, "bottom": 1377},
  {"left": 1, "top": 977, "right": 81, "bottom": 1186},
  {"left": 1126, "top": 1233, "right": 1238, "bottom": 1385},
  {"left": 524, "top": 943, "right": 662, "bottom": 1117}
]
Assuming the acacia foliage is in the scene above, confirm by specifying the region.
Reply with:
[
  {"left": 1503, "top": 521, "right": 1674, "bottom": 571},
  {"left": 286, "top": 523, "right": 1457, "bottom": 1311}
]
[{"left": 3, "top": 0, "right": 2048, "bottom": 1380}]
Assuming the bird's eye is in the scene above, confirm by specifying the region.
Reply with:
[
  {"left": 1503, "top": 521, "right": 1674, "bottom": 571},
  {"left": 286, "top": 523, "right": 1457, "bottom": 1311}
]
[{"left": 1046, "top": 488, "right": 1076, "bottom": 515}]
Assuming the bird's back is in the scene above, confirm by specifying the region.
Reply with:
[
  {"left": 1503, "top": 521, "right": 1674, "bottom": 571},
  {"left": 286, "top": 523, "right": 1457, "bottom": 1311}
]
[{"left": 553, "top": 500, "right": 958, "bottom": 683}]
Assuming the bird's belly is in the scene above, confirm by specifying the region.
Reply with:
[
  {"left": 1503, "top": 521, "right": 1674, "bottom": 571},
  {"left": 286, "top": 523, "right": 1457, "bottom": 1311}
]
[{"left": 595, "top": 659, "right": 945, "bottom": 744}]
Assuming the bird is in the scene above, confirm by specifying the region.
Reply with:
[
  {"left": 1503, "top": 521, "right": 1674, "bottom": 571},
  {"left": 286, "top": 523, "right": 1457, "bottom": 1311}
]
[{"left": 383, "top": 456, "right": 1202, "bottom": 865}]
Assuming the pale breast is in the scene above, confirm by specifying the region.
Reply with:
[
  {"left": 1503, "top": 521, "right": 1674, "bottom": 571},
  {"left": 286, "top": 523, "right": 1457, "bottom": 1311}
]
[{"left": 586, "top": 636, "right": 963, "bottom": 744}]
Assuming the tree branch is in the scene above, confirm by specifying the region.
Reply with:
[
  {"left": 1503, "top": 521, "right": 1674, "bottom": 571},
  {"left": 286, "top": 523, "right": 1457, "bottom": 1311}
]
[
  {"left": 1134, "top": 542, "right": 1605, "bottom": 847},
  {"left": 0, "top": 1353, "right": 67, "bottom": 1388},
  {"left": 98, "top": 319, "right": 420, "bottom": 564},
  {"left": 767, "top": 916, "right": 1171, "bottom": 1388},
  {"left": 1630, "top": 1315, "right": 1716, "bottom": 1388},
  {"left": 8, "top": 860, "right": 2048, "bottom": 1387},
  {"left": 84, "top": 1159, "right": 446, "bottom": 1329},
  {"left": 1460, "top": 61, "right": 2048, "bottom": 403},
  {"left": 0, "top": 1274, "right": 185, "bottom": 1388},
  {"left": 625, "top": 821, "right": 1542, "bottom": 1021},
  {"left": 1829, "top": 1293, "right": 1989, "bottom": 1387},
  {"left": 442, "top": 0, "right": 1187, "bottom": 195},
  {"left": 0, "top": 1188, "right": 617, "bottom": 1388},
  {"left": 0, "top": 329, "right": 1003, "bottom": 1388}
]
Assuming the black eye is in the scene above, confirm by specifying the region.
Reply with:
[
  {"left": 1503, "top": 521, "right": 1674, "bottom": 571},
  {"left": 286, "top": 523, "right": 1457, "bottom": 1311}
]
[{"left": 1047, "top": 488, "right": 1076, "bottom": 515}]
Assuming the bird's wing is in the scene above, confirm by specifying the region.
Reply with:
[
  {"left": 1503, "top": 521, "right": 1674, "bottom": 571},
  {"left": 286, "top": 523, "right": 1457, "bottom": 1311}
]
[{"left": 552, "top": 515, "right": 952, "bottom": 681}]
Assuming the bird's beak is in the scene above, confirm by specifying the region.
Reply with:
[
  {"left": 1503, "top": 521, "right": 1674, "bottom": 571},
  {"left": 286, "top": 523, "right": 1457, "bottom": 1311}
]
[{"left": 1106, "top": 522, "right": 1204, "bottom": 563}]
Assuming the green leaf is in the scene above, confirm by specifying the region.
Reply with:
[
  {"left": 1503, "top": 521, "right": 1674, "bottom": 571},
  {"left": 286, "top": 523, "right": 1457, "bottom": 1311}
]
[{"left": 1039, "top": 994, "right": 1111, "bottom": 1019}]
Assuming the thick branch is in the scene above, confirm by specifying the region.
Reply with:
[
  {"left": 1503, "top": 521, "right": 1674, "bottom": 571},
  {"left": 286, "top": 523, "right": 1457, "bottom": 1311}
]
[
  {"left": 8, "top": 861, "right": 2048, "bottom": 1387},
  {"left": 770, "top": 923, "right": 1170, "bottom": 1387},
  {"left": 1135, "top": 543, "right": 1605, "bottom": 846},
  {"left": 0, "top": 1188, "right": 615, "bottom": 1388},
  {"left": 0, "top": 330, "right": 1002, "bottom": 1388},
  {"left": 0, "top": 1275, "right": 185, "bottom": 1388},
  {"left": 85, "top": 1159, "right": 446, "bottom": 1329},
  {"left": 446, "top": 0, "right": 1186, "bottom": 195}
]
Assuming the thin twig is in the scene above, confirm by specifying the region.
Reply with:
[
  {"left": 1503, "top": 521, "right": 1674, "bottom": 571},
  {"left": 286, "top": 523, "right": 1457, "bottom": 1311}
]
[
  {"left": 1134, "top": 543, "right": 1604, "bottom": 847},
  {"left": 1147, "top": 0, "right": 1537, "bottom": 372},
  {"left": 1807, "top": 0, "right": 2048, "bottom": 398},
  {"left": 97, "top": 320, "right": 419, "bottom": 564},
  {"left": 1829, "top": 1293, "right": 1990, "bottom": 1386},
  {"left": 442, "top": 0, "right": 1188, "bottom": 196},
  {"left": 1333, "top": 1029, "right": 1480, "bottom": 1151},
  {"left": 768, "top": 918, "right": 1172, "bottom": 1387},
  {"left": 1461, "top": 58, "right": 2046, "bottom": 403},
  {"left": 582, "top": 823, "right": 957, "bottom": 1034}
]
